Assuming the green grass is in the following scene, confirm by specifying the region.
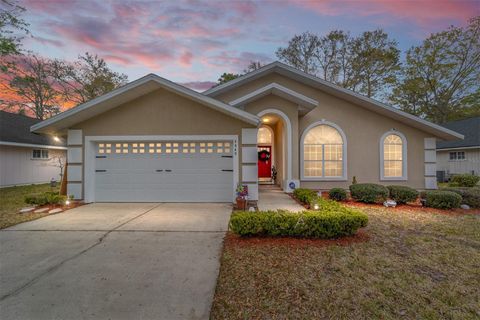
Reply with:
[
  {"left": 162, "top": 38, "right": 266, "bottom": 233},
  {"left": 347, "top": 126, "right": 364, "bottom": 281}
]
[
  {"left": 0, "top": 183, "right": 60, "bottom": 229},
  {"left": 212, "top": 207, "right": 480, "bottom": 319}
]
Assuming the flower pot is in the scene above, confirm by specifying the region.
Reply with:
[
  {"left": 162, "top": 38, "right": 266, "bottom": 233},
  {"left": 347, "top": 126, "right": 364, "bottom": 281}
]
[{"left": 236, "top": 197, "right": 246, "bottom": 210}]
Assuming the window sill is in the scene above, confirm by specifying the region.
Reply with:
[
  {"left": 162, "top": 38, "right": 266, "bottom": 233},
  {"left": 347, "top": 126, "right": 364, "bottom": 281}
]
[
  {"left": 380, "top": 177, "right": 408, "bottom": 181},
  {"left": 301, "top": 177, "right": 347, "bottom": 182},
  {"left": 31, "top": 158, "right": 50, "bottom": 161}
]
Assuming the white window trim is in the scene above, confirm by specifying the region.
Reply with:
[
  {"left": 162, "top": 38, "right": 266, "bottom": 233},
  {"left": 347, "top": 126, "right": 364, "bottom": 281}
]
[
  {"left": 300, "top": 120, "right": 348, "bottom": 181},
  {"left": 84, "top": 135, "right": 239, "bottom": 203},
  {"left": 380, "top": 130, "right": 408, "bottom": 181},
  {"left": 31, "top": 149, "right": 50, "bottom": 160}
]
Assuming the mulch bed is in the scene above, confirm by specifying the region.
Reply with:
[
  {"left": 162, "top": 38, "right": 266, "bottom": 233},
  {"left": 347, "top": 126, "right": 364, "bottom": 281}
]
[
  {"left": 26, "top": 201, "right": 85, "bottom": 214},
  {"left": 343, "top": 200, "right": 480, "bottom": 216},
  {"left": 224, "top": 230, "right": 370, "bottom": 248},
  {"left": 288, "top": 192, "right": 480, "bottom": 216}
]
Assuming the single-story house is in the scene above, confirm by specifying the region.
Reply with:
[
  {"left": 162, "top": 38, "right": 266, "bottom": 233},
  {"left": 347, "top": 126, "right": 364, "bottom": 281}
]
[
  {"left": 437, "top": 116, "right": 480, "bottom": 180},
  {"left": 0, "top": 111, "right": 66, "bottom": 187},
  {"left": 31, "top": 62, "right": 463, "bottom": 202}
]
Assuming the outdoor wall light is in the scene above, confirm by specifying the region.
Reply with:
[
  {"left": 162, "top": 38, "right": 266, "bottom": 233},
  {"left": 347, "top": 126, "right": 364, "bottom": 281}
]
[{"left": 53, "top": 136, "right": 60, "bottom": 142}]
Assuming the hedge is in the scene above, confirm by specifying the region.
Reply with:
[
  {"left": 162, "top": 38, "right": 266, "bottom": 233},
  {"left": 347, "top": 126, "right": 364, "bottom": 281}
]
[
  {"left": 387, "top": 185, "right": 419, "bottom": 204},
  {"left": 442, "top": 187, "right": 480, "bottom": 208},
  {"left": 450, "top": 174, "right": 480, "bottom": 188},
  {"left": 25, "top": 192, "right": 66, "bottom": 206},
  {"left": 230, "top": 208, "right": 368, "bottom": 238},
  {"left": 292, "top": 188, "right": 317, "bottom": 205},
  {"left": 329, "top": 188, "right": 347, "bottom": 201},
  {"left": 425, "top": 190, "right": 462, "bottom": 209},
  {"left": 349, "top": 183, "right": 389, "bottom": 203}
]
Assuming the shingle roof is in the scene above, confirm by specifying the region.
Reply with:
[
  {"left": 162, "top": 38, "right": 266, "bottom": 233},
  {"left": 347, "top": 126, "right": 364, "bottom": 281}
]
[
  {"left": 437, "top": 117, "right": 480, "bottom": 149},
  {"left": 0, "top": 111, "right": 66, "bottom": 147}
]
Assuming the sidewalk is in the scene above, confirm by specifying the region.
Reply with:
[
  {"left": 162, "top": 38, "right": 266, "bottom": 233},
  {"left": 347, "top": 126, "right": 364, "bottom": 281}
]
[{"left": 257, "top": 185, "right": 305, "bottom": 212}]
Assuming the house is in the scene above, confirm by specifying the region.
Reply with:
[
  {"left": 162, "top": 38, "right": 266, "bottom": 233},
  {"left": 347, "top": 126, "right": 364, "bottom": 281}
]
[
  {"left": 436, "top": 117, "right": 480, "bottom": 181},
  {"left": 30, "top": 62, "right": 463, "bottom": 202},
  {"left": 0, "top": 111, "right": 67, "bottom": 187}
]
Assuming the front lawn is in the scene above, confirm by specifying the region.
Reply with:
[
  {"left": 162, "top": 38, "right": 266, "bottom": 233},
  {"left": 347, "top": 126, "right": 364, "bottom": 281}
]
[
  {"left": 212, "top": 207, "right": 480, "bottom": 319},
  {"left": 0, "top": 183, "right": 59, "bottom": 229}
]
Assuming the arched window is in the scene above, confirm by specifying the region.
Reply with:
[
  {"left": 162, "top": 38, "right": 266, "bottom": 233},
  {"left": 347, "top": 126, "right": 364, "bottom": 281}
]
[
  {"left": 257, "top": 126, "right": 272, "bottom": 145},
  {"left": 381, "top": 132, "right": 407, "bottom": 180},
  {"left": 302, "top": 123, "right": 346, "bottom": 179}
]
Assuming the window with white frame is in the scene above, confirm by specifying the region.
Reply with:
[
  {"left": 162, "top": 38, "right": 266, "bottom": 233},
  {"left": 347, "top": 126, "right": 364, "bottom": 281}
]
[
  {"left": 32, "top": 149, "right": 49, "bottom": 159},
  {"left": 382, "top": 133, "right": 406, "bottom": 179},
  {"left": 449, "top": 151, "right": 466, "bottom": 161},
  {"left": 303, "top": 124, "right": 344, "bottom": 178}
]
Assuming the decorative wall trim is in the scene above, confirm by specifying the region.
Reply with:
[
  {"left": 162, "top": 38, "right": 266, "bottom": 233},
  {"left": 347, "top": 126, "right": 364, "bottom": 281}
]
[
  {"left": 424, "top": 137, "right": 437, "bottom": 189},
  {"left": 67, "top": 147, "right": 83, "bottom": 164},
  {"left": 67, "top": 164, "right": 82, "bottom": 182},
  {"left": 67, "top": 182, "right": 82, "bottom": 200},
  {"left": 242, "top": 146, "right": 257, "bottom": 164},
  {"left": 67, "top": 129, "right": 83, "bottom": 146},
  {"left": 241, "top": 128, "right": 258, "bottom": 145}
]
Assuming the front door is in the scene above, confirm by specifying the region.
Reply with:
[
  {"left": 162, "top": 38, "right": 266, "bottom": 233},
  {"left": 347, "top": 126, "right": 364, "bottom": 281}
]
[{"left": 258, "top": 146, "right": 272, "bottom": 178}]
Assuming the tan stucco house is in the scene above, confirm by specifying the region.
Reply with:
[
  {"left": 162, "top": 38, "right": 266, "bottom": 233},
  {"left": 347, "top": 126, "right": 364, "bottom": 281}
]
[{"left": 31, "top": 62, "right": 463, "bottom": 202}]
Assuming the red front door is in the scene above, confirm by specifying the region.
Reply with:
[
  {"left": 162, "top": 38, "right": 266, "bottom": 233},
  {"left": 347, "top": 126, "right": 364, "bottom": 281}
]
[{"left": 258, "top": 146, "right": 272, "bottom": 178}]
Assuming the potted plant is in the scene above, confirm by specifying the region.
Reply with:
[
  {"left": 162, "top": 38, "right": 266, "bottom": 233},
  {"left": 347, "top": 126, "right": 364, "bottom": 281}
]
[
  {"left": 235, "top": 184, "right": 247, "bottom": 210},
  {"left": 271, "top": 165, "right": 277, "bottom": 184}
]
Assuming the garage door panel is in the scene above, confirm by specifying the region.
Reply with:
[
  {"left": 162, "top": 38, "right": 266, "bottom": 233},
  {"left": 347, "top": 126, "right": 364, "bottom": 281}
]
[{"left": 94, "top": 140, "right": 234, "bottom": 202}]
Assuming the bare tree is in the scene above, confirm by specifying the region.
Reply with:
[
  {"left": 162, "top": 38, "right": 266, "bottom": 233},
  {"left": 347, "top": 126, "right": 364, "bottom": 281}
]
[
  {"left": 52, "top": 52, "right": 128, "bottom": 105},
  {"left": 1, "top": 54, "right": 62, "bottom": 119},
  {"left": 276, "top": 31, "right": 321, "bottom": 74}
]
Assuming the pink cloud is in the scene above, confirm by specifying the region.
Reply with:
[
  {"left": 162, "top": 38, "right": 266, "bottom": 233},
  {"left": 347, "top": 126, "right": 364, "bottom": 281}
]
[{"left": 291, "top": 0, "right": 477, "bottom": 27}]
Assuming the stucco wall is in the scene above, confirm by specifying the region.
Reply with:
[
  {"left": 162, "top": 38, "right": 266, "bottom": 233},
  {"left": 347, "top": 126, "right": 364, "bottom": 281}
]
[
  {"left": 215, "top": 72, "right": 435, "bottom": 189},
  {"left": 437, "top": 149, "right": 480, "bottom": 175},
  {"left": 0, "top": 146, "right": 65, "bottom": 187},
  {"left": 69, "top": 88, "right": 256, "bottom": 197}
]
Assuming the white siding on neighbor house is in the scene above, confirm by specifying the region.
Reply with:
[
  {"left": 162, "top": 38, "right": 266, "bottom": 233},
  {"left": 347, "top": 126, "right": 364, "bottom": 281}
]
[
  {"left": 437, "top": 148, "right": 480, "bottom": 175},
  {"left": 0, "top": 145, "right": 66, "bottom": 187}
]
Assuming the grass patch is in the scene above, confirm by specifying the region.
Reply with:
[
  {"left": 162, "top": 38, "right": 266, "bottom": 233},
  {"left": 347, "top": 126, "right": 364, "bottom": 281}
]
[
  {"left": 212, "top": 207, "right": 480, "bottom": 319},
  {"left": 0, "top": 184, "right": 59, "bottom": 229}
]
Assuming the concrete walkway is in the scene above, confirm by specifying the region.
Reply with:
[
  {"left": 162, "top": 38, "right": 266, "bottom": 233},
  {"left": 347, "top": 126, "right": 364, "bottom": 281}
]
[
  {"left": 0, "top": 203, "right": 231, "bottom": 320},
  {"left": 257, "top": 185, "right": 305, "bottom": 212}
]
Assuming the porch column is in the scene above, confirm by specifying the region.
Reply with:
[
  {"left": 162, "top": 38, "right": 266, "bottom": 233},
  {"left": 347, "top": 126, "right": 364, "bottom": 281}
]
[
  {"left": 424, "top": 137, "right": 438, "bottom": 189},
  {"left": 67, "top": 129, "right": 83, "bottom": 199},
  {"left": 241, "top": 128, "right": 258, "bottom": 200}
]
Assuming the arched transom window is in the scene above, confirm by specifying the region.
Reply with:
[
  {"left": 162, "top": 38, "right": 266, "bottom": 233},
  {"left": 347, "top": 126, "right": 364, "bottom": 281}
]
[
  {"left": 381, "top": 133, "right": 406, "bottom": 179},
  {"left": 257, "top": 127, "right": 273, "bottom": 145},
  {"left": 303, "top": 124, "right": 344, "bottom": 178}
]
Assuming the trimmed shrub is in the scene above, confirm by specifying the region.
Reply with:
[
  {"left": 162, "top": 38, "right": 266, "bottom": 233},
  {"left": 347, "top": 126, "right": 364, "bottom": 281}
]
[
  {"left": 425, "top": 191, "right": 462, "bottom": 209},
  {"left": 450, "top": 174, "right": 480, "bottom": 188},
  {"left": 293, "top": 188, "right": 317, "bottom": 205},
  {"left": 230, "top": 208, "right": 368, "bottom": 238},
  {"left": 329, "top": 188, "right": 347, "bottom": 201},
  {"left": 442, "top": 187, "right": 480, "bottom": 208},
  {"left": 24, "top": 192, "right": 66, "bottom": 206},
  {"left": 387, "top": 185, "right": 419, "bottom": 204},
  {"left": 349, "top": 183, "right": 389, "bottom": 203}
]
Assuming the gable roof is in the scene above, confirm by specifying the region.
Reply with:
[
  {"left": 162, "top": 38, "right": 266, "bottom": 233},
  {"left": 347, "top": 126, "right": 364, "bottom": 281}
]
[
  {"left": 0, "top": 111, "right": 66, "bottom": 148},
  {"left": 205, "top": 61, "right": 463, "bottom": 141},
  {"left": 229, "top": 82, "right": 318, "bottom": 114},
  {"left": 437, "top": 117, "right": 480, "bottom": 149},
  {"left": 31, "top": 74, "right": 260, "bottom": 134}
]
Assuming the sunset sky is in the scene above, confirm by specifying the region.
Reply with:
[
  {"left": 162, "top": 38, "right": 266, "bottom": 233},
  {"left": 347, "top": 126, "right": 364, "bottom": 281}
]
[{"left": 16, "top": 0, "right": 480, "bottom": 90}]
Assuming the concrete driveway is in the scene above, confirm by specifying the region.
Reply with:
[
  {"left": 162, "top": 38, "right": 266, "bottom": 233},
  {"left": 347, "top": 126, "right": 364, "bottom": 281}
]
[{"left": 0, "top": 203, "right": 231, "bottom": 320}]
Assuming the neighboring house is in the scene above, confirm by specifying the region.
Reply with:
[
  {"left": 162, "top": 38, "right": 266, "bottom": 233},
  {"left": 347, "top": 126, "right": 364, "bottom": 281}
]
[
  {"left": 0, "top": 111, "right": 67, "bottom": 187},
  {"left": 31, "top": 62, "right": 462, "bottom": 203},
  {"left": 436, "top": 117, "right": 480, "bottom": 181}
]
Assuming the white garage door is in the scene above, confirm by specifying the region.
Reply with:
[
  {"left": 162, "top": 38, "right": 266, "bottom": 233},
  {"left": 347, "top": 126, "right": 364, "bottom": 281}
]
[{"left": 94, "top": 140, "right": 234, "bottom": 202}]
